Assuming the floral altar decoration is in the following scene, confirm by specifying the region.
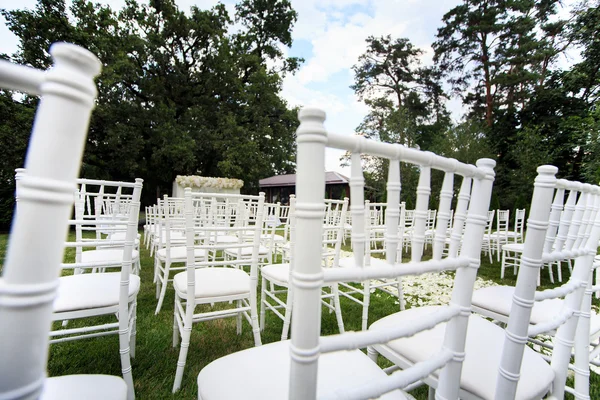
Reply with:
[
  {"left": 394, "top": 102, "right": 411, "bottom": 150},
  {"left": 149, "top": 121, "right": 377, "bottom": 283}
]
[{"left": 172, "top": 175, "right": 244, "bottom": 197}]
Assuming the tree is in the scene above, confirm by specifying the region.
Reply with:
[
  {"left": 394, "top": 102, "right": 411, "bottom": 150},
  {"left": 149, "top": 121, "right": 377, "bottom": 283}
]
[
  {"left": 352, "top": 35, "right": 449, "bottom": 148},
  {"left": 348, "top": 35, "right": 451, "bottom": 206},
  {"left": 1, "top": 0, "right": 301, "bottom": 211},
  {"left": 433, "top": 0, "right": 567, "bottom": 128}
]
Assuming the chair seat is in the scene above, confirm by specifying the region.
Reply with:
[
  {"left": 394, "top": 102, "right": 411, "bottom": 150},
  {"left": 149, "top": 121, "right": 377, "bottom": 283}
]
[
  {"left": 54, "top": 273, "right": 141, "bottom": 313},
  {"left": 107, "top": 231, "right": 141, "bottom": 244},
  {"left": 502, "top": 243, "right": 525, "bottom": 253},
  {"left": 268, "top": 234, "right": 286, "bottom": 243},
  {"left": 472, "top": 285, "right": 600, "bottom": 333},
  {"left": 197, "top": 340, "right": 407, "bottom": 400},
  {"left": 207, "top": 234, "right": 246, "bottom": 244},
  {"left": 153, "top": 231, "right": 186, "bottom": 244},
  {"left": 80, "top": 249, "right": 139, "bottom": 265},
  {"left": 369, "top": 306, "right": 554, "bottom": 400},
  {"left": 261, "top": 263, "right": 291, "bottom": 285},
  {"left": 173, "top": 268, "right": 250, "bottom": 298},
  {"left": 156, "top": 246, "right": 207, "bottom": 262},
  {"left": 224, "top": 245, "right": 269, "bottom": 257},
  {"left": 338, "top": 256, "right": 391, "bottom": 269},
  {"left": 42, "top": 374, "right": 127, "bottom": 400}
]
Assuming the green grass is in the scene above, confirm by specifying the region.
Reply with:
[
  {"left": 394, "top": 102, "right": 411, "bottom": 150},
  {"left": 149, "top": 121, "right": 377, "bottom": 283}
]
[{"left": 0, "top": 232, "right": 598, "bottom": 398}]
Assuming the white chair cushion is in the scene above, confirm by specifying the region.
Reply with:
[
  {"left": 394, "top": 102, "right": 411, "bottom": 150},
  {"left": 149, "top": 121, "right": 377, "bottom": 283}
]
[
  {"left": 153, "top": 231, "right": 186, "bottom": 244},
  {"left": 156, "top": 246, "right": 207, "bottom": 262},
  {"left": 224, "top": 245, "right": 269, "bottom": 257},
  {"left": 173, "top": 268, "right": 250, "bottom": 298},
  {"left": 472, "top": 285, "right": 595, "bottom": 327},
  {"left": 502, "top": 243, "right": 525, "bottom": 252},
  {"left": 80, "top": 249, "right": 139, "bottom": 265},
  {"left": 338, "top": 256, "right": 390, "bottom": 269},
  {"left": 208, "top": 235, "right": 239, "bottom": 244},
  {"left": 272, "top": 234, "right": 286, "bottom": 243},
  {"left": 54, "top": 273, "right": 140, "bottom": 313},
  {"left": 369, "top": 306, "right": 553, "bottom": 400},
  {"left": 261, "top": 263, "right": 290, "bottom": 285},
  {"left": 42, "top": 374, "right": 127, "bottom": 400},
  {"left": 197, "top": 340, "right": 407, "bottom": 400},
  {"left": 107, "top": 231, "right": 141, "bottom": 244}
]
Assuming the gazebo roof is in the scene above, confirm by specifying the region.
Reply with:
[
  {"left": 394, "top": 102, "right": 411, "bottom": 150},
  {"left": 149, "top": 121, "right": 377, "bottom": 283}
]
[{"left": 259, "top": 171, "right": 350, "bottom": 188}]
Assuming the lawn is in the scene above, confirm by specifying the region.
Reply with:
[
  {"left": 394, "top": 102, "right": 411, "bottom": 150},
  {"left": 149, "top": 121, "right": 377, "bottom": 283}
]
[{"left": 0, "top": 230, "right": 597, "bottom": 399}]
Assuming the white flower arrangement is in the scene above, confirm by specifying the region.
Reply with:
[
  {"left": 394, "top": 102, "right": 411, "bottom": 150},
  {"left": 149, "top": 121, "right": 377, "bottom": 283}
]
[{"left": 176, "top": 175, "right": 244, "bottom": 190}]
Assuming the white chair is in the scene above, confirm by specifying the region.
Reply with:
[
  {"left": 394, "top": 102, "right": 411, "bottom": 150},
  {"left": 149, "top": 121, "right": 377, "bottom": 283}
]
[
  {"left": 369, "top": 167, "right": 600, "bottom": 399},
  {"left": 151, "top": 195, "right": 186, "bottom": 258},
  {"left": 0, "top": 43, "right": 130, "bottom": 399},
  {"left": 481, "top": 209, "right": 496, "bottom": 263},
  {"left": 488, "top": 209, "right": 510, "bottom": 261},
  {"left": 171, "top": 191, "right": 266, "bottom": 392},
  {"left": 507, "top": 208, "right": 526, "bottom": 243},
  {"left": 501, "top": 193, "right": 576, "bottom": 284},
  {"left": 196, "top": 107, "right": 496, "bottom": 399},
  {"left": 471, "top": 180, "right": 600, "bottom": 399},
  {"left": 52, "top": 178, "right": 142, "bottom": 398},
  {"left": 74, "top": 178, "right": 142, "bottom": 274},
  {"left": 336, "top": 158, "right": 410, "bottom": 331},
  {"left": 153, "top": 195, "right": 193, "bottom": 314},
  {"left": 223, "top": 201, "right": 278, "bottom": 267},
  {"left": 259, "top": 197, "right": 347, "bottom": 339}
]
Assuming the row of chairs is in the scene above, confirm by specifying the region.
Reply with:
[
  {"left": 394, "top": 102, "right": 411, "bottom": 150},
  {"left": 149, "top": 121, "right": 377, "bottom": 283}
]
[
  {"left": 2, "top": 43, "right": 599, "bottom": 400},
  {"left": 191, "top": 108, "right": 600, "bottom": 399}
]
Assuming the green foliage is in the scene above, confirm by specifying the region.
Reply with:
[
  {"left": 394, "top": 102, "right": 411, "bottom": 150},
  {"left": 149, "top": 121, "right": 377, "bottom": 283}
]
[
  {"left": 349, "top": 36, "right": 451, "bottom": 203},
  {"left": 0, "top": 0, "right": 300, "bottom": 213},
  {"left": 431, "top": 0, "right": 600, "bottom": 208},
  {"left": 0, "top": 92, "right": 34, "bottom": 227}
]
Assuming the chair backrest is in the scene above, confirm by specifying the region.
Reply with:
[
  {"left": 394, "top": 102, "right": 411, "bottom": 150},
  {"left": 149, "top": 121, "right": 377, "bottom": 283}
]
[
  {"left": 496, "top": 209, "right": 510, "bottom": 234},
  {"left": 288, "top": 107, "right": 496, "bottom": 399},
  {"left": 183, "top": 191, "right": 265, "bottom": 283},
  {"left": 496, "top": 175, "right": 600, "bottom": 398},
  {"left": 425, "top": 209, "right": 437, "bottom": 230},
  {"left": 486, "top": 210, "right": 495, "bottom": 234},
  {"left": 68, "top": 180, "right": 142, "bottom": 269},
  {"left": 322, "top": 198, "right": 348, "bottom": 268},
  {"left": 0, "top": 43, "right": 101, "bottom": 399},
  {"left": 514, "top": 208, "right": 526, "bottom": 241}
]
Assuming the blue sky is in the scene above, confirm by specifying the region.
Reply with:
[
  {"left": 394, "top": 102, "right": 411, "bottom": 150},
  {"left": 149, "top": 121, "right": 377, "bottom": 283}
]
[{"left": 0, "top": 0, "right": 576, "bottom": 174}]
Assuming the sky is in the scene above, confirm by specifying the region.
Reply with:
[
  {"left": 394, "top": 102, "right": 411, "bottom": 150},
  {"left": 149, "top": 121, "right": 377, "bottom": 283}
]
[{"left": 0, "top": 0, "right": 576, "bottom": 175}]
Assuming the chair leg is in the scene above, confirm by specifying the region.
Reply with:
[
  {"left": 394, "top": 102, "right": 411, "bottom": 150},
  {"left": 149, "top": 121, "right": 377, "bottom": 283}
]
[
  {"left": 154, "top": 257, "right": 159, "bottom": 285},
  {"left": 428, "top": 386, "right": 436, "bottom": 400},
  {"left": 172, "top": 297, "right": 180, "bottom": 348},
  {"left": 501, "top": 250, "right": 506, "bottom": 279},
  {"left": 118, "top": 307, "right": 135, "bottom": 399},
  {"left": 332, "top": 284, "right": 345, "bottom": 334},
  {"left": 129, "top": 300, "right": 137, "bottom": 359},
  {"left": 281, "top": 286, "right": 294, "bottom": 341},
  {"left": 548, "top": 262, "right": 555, "bottom": 283},
  {"left": 557, "top": 261, "right": 563, "bottom": 282},
  {"left": 155, "top": 261, "right": 170, "bottom": 314},
  {"left": 367, "top": 346, "right": 378, "bottom": 362},
  {"left": 496, "top": 240, "right": 501, "bottom": 262},
  {"left": 249, "top": 286, "right": 262, "bottom": 347},
  {"left": 236, "top": 300, "right": 242, "bottom": 335},
  {"left": 361, "top": 280, "right": 371, "bottom": 331},
  {"left": 596, "top": 267, "right": 600, "bottom": 299},
  {"left": 260, "top": 277, "right": 267, "bottom": 331},
  {"left": 397, "top": 277, "right": 405, "bottom": 311},
  {"left": 172, "top": 317, "right": 193, "bottom": 393}
]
